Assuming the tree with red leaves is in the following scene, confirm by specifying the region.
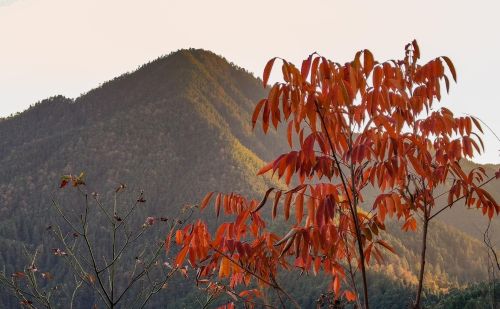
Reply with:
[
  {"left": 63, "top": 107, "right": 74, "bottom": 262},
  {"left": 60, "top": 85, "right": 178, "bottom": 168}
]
[{"left": 171, "top": 41, "right": 499, "bottom": 309}]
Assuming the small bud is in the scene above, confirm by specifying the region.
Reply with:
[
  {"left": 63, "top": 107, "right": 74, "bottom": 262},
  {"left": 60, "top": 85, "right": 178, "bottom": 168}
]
[
  {"left": 20, "top": 300, "right": 33, "bottom": 306},
  {"left": 41, "top": 272, "right": 54, "bottom": 280},
  {"left": 146, "top": 217, "right": 155, "bottom": 226},
  {"left": 52, "top": 248, "right": 67, "bottom": 256},
  {"left": 11, "top": 272, "right": 25, "bottom": 279}
]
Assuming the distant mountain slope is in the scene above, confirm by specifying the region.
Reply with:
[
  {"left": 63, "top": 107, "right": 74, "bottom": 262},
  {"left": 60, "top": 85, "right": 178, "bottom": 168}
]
[
  {"left": 0, "top": 50, "right": 289, "bottom": 276},
  {"left": 0, "top": 50, "right": 285, "bottom": 209},
  {"left": 0, "top": 49, "right": 498, "bottom": 307}
]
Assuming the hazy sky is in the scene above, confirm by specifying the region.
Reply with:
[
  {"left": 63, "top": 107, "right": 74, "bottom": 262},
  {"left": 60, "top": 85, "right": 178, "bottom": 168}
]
[{"left": 0, "top": 0, "right": 499, "bottom": 164}]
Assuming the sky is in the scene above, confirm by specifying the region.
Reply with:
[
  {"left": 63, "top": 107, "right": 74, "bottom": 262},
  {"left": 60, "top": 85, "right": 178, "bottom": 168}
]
[{"left": 0, "top": 0, "right": 499, "bottom": 164}]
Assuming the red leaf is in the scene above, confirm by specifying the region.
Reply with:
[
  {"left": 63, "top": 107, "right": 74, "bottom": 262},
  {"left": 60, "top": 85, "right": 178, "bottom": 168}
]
[
  {"left": 412, "top": 39, "right": 420, "bottom": 59},
  {"left": 333, "top": 276, "right": 340, "bottom": 298},
  {"left": 284, "top": 192, "right": 293, "bottom": 220},
  {"left": 377, "top": 240, "right": 396, "bottom": 254},
  {"left": 345, "top": 290, "right": 357, "bottom": 301},
  {"left": 295, "top": 190, "right": 304, "bottom": 224},
  {"left": 252, "top": 99, "right": 266, "bottom": 129},
  {"left": 200, "top": 192, "right": 214, "bottom": 210},
  {"left": 60, "top": 179, "right": 68, "bottom": 188},
  {"left": 363, "top": 49, "right": 374, "bottom": 76},
  {"left": 373, "top": 66, "right": 383, "bottom": 89},
  {"left": 279, "top": 234, "right": 295, "bottom": 258},
  {"left": 257, "top": 161, "right": 273, "bottom": 176},
  {"left": 301, "top": 55, "right": 313, "bottom": 80},
  {"left": 175, "top": 230, "right": 183, "bottom": 244},
  {"left": 263, "top": 57, "right": 277, "bottom": 87},
  {"left": 215, "top": 194, "right": 222, "bottom": 218},
  {"left": 272, "top": 190, "right": 282, "bottom": 220},
  {"left": 408, "top": 154, "right": 425, "bottom": 176},
  {"left": 262, "top": 99, "right": 270, "bottom": 133},
  {"left": 441, "top": 56, "right": 457, "bottom": 82},
  {"left": 402, "top": 217, "right": 417, "bottom": 232},
  {"left": 175, "top": 245, "right": 189, "bottom": 267},
  {"left": 252, "top": 188, "right": 274, "bottom": 213},
  {"left": 165, "top": 231, "right": 173, "bottom": 255},
  {"left": 471, "top": 117, "right": 483, "bottom": 133}
]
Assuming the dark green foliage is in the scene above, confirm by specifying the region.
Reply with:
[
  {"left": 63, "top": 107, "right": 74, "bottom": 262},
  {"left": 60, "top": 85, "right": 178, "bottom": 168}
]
[{"left": 431, "top": 281, "right": 500, "bottom": 309}]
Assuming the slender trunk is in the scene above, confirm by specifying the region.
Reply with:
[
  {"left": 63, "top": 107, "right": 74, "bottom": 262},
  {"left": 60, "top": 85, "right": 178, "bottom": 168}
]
[
  {"left": 344, "top": 237, "right": 362, "bottom": 308},
  {"left": 414, "top": 208, "right": 429, "bottom": 309},
  {"left": 349, "top": 156, "right": 369, "bottom": 309},
  {"left": 111, "top": 194, "right": 117, "bottom": 308},
  {"left": 314, "top": 100, "right": 369, "bottom": 309},
  {"left": 111, "top": 226, "right": 116, "bottom": 308},
  {"left": 352, "top": 205, "right": 369, "bottom": 309}
]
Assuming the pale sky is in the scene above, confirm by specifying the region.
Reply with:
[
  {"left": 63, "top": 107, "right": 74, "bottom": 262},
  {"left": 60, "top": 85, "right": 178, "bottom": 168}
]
[{"left": 0, "top": 0, "right": 499, "bottom": 164}]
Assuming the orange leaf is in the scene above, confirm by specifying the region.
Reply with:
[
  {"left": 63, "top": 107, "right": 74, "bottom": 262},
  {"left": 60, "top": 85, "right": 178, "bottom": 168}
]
[
  {"left": 262, "top": 99, "right": 270, "bottom": 133},
  {"left": 165, "top": 231, "right": 173, "bottom": 255},
  {"left": 284, "top": 192, "right": 293, "bottom": 220},
  {"left": 175, "top": 230, "right": 183, "bottom": 244},
  {"left": 257, "top": 161, "right": 273, "bottom": 176},
  {"left": 60, "top": 179, "right": 68, "bottom": 188},
  {"left": 378, "top": 203, "right": 386, "bottom": 222},
  {"left": 363, "top": 49, "right": 374, "bottom": 76},
  {"left": 287, "top": 120, "right": 293, "bottom": 148},
  {"left": 408, "top": 154, "right": 425, "bottom": 176},
  {"left": 175, "top": 245, "right": 189, "bottom": 267},
  {"left": 252, "top": 99, "right": 266, "bottom": 129},
  {"left": 272, "top": 190, "right": 282, "bottom": 220},
  {"left": 402, "top": 217, "right": 417, "bottom": 232},
  {"left": 218, "top": 257, "right": 231, "bottom": 278},
  {"left": 345, "top": 290, "right": 357, "bottom": 301},
  {"left": 279, "top": 234, "right": 295, "bottom": 258},
  {"left": 377, "top": 240, "right": 396, "bottom": 254},
  {"left": 214, "top": 193, "right": 222, "bottom": 215},
  {"left": 488, "top": 205, "right": 494, "bottom": 219},
  {"left": 373, "top": 66, "right": 383, "bottom": 89},
  {"left": 252, "top": 188, "right": 274, "bottom": 213},
  {"left": 441, "top": 56, "right": 457, "bottom": 82},
  {"left": 333, "top": 276, "right": 340, "bottom": 298},
  {"left": 216, "top": 195, "right": 224, "bottom": 218},
  {"left": 295, "top": 191, "right": 304, "bottom": 224},
  {"left": 364, "top": 243, "right": 373, "bottom": 264},
  {"left": 471, "top": 117, "right": 483, "bottom": 133},
  {"left": 275, "top": 228, "right": 297, "bottom": 246},
  {"left": 313, "top": 256, "right": 321, "bottom": 275},
  {"left": 263, "top": 57, "right": 277, "bottom": 87},
  {"left": 200, "top": 192, "right": 214, "bottom": 210},
  {"left": 301, "top": 54, "right": 312, "bottom": 80},
  {"left": 306, "top": 197, "right": 315, "bottom": 226}
]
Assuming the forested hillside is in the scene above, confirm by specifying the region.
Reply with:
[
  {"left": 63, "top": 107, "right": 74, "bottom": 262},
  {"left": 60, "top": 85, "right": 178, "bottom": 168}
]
[{"left": 0, "top": 49, "right": 498, "bottom": 308}]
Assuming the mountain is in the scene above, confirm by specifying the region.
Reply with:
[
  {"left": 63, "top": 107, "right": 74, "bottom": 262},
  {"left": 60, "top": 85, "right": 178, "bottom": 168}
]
[
  {"left": 0, "top": 49, "right": 287, "bottom": 245},
  {"left": 0, "top": 49, "right": 498, "bottom": 308}
]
